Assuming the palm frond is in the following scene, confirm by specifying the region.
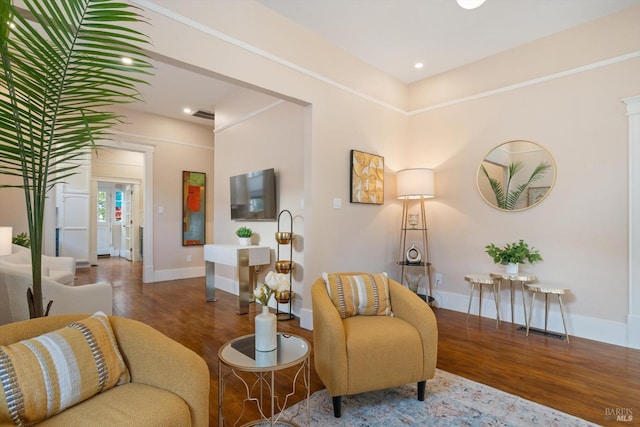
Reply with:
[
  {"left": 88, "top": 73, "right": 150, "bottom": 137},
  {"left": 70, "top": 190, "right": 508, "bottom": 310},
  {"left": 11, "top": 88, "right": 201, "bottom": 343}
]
[{"left": 0, "top": 0, "right": 153, "bottom": 317}]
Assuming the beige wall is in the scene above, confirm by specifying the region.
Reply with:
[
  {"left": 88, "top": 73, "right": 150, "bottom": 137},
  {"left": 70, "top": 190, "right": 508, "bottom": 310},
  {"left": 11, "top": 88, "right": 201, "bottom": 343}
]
[
  {"left": 132, "top": 0, "right": 409, "bottom": 328},
  {"left": 213, "top": 90, "right": 306, "bottom": 312},
  {"left": 107, "top": 107, "right": 214, "bottom": 278},
  {"left": 407, "top": 6, "right": 640, "bottom": 343},
  {"left": 127, "top": 0, "right": 639, "bottom": 344}
]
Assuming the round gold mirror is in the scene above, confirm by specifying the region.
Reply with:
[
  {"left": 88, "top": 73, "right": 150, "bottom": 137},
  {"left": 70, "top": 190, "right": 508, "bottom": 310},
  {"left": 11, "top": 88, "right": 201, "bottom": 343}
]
[{"left": 477, "top": 140, "right": 556, "bottom": 211}]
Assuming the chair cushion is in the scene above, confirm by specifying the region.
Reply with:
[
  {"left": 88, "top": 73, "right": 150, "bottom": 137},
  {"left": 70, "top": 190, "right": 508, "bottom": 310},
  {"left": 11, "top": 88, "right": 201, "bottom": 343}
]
[
  {"left": 35, "top": 383, "right": 191, "bottom": 427},
  {"left": 0, "top": 312, "right": 130, "bottom": 425},
  {"left": 343, "top": 315, "right": 425, "bottom": 394},
  {"left": 323, "top": 272, "right": 392, "bottom": 319}
]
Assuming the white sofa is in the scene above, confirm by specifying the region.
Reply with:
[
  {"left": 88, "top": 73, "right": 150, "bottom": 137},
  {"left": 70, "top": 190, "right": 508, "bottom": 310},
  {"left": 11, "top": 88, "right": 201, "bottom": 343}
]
[
  {"left": 0, "top": 267, "right": 113, "bottom": 326},
  {"left": 0, "top": 244, "right": 75, "bottom": 285}
]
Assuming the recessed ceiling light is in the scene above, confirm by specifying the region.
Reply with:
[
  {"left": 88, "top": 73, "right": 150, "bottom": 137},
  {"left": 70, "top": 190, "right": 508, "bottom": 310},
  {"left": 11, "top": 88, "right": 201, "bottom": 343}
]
[
  {"left": 414, "top": 62, "right": 424, "bottom": 69},
  {"left": 121, "top": 57, "right": 133, "bottom": 65},
  {"left": 183, "top": 108, "right": 192, "bottom": 114},
  {"left": 457, "top": 0, "right": 486, "bottom": 10}
]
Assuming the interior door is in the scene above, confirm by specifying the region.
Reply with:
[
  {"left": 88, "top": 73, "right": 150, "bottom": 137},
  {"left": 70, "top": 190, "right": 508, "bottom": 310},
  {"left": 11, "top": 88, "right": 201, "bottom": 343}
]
[
  {"left": 121, "top": 185, "right": 133, "bottom": 261},
  {"left": 96, "top": 184, "right": 112, "bottom": 256}
]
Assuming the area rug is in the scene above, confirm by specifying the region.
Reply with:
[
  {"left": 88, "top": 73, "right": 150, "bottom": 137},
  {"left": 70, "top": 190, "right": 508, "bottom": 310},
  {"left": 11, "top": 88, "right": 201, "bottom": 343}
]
[{"left": 279, "top": 369, "right": 598, "bottom": 426}]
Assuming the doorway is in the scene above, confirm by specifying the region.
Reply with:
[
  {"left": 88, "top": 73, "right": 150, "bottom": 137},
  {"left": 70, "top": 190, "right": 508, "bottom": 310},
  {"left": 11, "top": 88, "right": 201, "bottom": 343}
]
[
  {"left": 89, "top": 141, "right": 154, "bottom": 282},
  {"left": 97, "top": 182, "right": 140, "bottom": 260}
]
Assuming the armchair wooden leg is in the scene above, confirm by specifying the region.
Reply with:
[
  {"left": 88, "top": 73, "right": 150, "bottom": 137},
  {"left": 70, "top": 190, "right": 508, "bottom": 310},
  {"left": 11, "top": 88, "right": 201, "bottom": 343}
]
[
  {"left": 417, "top": 381, "right": 426, "bottom": 401},
  {"left": 332, "top": 396, "right": 342, "bottom": 418}
]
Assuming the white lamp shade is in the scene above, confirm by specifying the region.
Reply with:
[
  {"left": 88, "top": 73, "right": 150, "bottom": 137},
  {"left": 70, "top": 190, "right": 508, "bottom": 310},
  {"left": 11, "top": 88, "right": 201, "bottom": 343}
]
[
  {"left": 397, "top": 168, "right": 435, "bottom": 199},
  {"left": 457, "top": 0, "right": 486, "bottom": 10},
  {"left": 0, "top": 226, "right": 12, "bottom": 256}
]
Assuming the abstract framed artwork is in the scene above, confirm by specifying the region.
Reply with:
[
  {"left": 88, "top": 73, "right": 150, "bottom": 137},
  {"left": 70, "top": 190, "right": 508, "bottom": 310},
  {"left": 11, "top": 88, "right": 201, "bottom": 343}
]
[
  {"left": 182, "top": 171, "right": 206, "bottom": 245},
  {"left": 350, "top": 149, "right": 384, "bottom": 205}
]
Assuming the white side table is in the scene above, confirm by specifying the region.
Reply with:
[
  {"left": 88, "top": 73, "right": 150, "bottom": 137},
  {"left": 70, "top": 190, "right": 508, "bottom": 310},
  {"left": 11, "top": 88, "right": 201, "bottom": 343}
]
[
  {"left": 526, "top": 285, "right": 570, "bottom": 343},
  {"left": 490, "top": 272, "right": 536, "bottom": 326},
  {"left": 203, "top": 244, "right": 270, "bottom": 314},
  {"left": 465, "top": 274, "right": 500, "bottom": 327},
  {"left": 218, "top": 333, "right": 311, "bottom": 426}
]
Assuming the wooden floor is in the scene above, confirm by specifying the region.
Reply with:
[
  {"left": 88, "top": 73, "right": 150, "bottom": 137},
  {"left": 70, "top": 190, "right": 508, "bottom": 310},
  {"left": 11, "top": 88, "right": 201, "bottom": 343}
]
[{"left": 77, "top": 257, "right": 640, "bottom": 426}]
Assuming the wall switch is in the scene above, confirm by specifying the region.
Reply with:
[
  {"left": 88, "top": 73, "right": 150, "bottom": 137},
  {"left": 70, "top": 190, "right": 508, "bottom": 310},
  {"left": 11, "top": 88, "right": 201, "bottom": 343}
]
[
  {"left": 435, "top": 273, "right": 443, "bottom": 287},
  {"left": 333, "top": 198, "right": 342, "bottom": 209},
  {"left": 158, "top": 206, "right": 164, "bottom": 214},
  {"left": 186, "top": 255, "right": 192, "bottom": 263}
]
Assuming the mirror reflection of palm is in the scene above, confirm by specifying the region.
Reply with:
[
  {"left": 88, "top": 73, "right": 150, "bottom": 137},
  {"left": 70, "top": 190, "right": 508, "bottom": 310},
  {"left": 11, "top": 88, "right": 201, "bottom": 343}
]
[{"left": 481, "top": 161, "right": 551, "bottom": 210}]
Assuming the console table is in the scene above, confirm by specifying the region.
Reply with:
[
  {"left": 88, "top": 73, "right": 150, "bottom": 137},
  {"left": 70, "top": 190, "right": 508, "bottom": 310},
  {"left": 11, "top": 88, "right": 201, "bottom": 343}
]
[{"left": 203, "top": 244, "right": 270, "bottom": 314}]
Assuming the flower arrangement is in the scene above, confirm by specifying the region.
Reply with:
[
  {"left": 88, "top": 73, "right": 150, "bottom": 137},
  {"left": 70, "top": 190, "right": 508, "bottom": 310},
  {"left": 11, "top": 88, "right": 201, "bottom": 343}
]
[
  {"left": 484, "top": 239, "right": 543, "bottom": 265},
  {"left": 254, "top": 271, "right": 290, "bottom": 306}
]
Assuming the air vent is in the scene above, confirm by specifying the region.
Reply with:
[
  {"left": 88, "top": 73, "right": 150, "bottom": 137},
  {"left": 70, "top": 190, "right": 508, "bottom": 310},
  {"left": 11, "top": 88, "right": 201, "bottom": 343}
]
[{"left": 191, "top": 109, "right": 215, "bottom": 121}]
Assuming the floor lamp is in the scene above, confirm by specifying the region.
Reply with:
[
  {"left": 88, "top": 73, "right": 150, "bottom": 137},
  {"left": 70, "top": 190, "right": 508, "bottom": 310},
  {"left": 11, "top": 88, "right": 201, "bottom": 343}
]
[{"left": 397, "top": 169, "right": 435, "bottom": 302}]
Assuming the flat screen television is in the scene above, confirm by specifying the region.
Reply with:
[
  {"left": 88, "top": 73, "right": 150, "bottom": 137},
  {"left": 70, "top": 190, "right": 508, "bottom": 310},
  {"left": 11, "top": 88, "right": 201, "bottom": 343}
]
[{"left": 230, "top": 168, "right": 277, "bottom": 221}]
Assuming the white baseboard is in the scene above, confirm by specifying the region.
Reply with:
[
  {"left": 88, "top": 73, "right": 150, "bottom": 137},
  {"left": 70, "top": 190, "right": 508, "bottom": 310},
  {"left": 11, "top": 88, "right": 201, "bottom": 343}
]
[
  {"left": 434, "top": 289, "right": 631, "bottom": 348},
  {"left": 628, "top": 314, "right": 640, "bottom": 349},
  {"left": 300, "top": 308, "right": 313, "bottom": 330},
  {"left": 152, "top": 266, "right": 205, "bottom": 282}
]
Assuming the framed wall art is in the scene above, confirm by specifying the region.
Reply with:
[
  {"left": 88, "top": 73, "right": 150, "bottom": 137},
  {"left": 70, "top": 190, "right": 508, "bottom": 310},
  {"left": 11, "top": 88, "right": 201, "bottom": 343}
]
[
  {"left": 350, "top": 149, "right": 384, "bottom": 205},
  {"left": 182, "top": 171, "right": 206, "bottom": 245}
]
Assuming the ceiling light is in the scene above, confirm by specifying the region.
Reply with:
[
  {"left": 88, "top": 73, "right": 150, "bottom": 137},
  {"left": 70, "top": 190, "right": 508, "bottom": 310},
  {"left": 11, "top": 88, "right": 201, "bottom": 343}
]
[
  {"left": 183, "top": 108, "right": 192, "bottom": 114},
  {"left": 414, "top": 62, "right": 424, "bottom": 69},
  {"left": 121, "top": 57, "right": 133, "bottom": 65},
  {"left": 457, "top": 0, "right": 486, "bottom": 10}
]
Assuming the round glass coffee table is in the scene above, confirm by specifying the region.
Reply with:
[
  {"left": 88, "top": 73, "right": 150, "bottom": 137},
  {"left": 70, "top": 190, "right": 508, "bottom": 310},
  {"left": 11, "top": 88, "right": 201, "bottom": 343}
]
[{"left": 218, "top": 333, "right": 310, "bottom": 426}]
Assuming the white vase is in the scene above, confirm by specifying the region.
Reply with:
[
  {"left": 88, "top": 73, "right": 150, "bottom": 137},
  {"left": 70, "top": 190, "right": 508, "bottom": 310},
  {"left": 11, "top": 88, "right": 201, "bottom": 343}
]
[
  {"left": 506, "top": 263, "right": 519, "bottom": 275},
  {"left": 239, "top": 237, "right": 251, "bottom": 246},
  {"left": 255, "top": 305, "right": 277, "bottom": 352}
]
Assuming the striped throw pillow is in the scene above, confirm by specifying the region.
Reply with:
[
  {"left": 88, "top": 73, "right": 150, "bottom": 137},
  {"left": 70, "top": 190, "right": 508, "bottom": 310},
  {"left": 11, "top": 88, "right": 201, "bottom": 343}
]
[
  {"left": 0, "top": 312, "right": 130, "bottom": 426},
  {"left": 323, "top": 272, "right": 393, "bottom": 319}
]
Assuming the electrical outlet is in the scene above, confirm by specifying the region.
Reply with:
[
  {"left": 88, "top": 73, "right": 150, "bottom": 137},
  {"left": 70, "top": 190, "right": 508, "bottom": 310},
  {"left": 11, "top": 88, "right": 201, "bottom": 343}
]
[
  {"left": 186, "top": 255, "right": 192, "bottom": 263},
  {"left": 435, "top": 273, "right": 443, "bottom": 287}
]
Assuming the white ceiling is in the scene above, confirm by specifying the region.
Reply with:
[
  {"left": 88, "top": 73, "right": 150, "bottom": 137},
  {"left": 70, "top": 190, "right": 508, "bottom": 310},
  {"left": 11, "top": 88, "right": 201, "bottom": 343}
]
[{"left": 130, "top": 0, "right": 640, "bottom": 125}]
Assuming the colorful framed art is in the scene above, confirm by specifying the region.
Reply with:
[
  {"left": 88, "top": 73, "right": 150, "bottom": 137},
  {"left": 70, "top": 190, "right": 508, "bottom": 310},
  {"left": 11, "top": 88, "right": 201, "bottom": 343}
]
[{"left": 182, "top": 171, "right": 206, "bottom": 245}]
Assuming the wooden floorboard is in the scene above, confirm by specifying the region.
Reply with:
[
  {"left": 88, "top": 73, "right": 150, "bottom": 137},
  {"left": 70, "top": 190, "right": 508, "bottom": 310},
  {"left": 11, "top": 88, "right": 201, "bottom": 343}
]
[{"left": 76, "top": 257, "right": 640, "bottom": 426}]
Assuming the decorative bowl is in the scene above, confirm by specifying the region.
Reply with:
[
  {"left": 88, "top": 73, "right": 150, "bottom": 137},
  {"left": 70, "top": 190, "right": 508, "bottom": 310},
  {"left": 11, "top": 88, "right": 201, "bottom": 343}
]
[
  {"left": 276, "top": 290, "right": 292, "bottom": 304},
  {"left": 275, "top": 232, "right": 292, "bottom": 244},
  {"left": 275, "top": 260, "right": 293, "bottom": 274}
]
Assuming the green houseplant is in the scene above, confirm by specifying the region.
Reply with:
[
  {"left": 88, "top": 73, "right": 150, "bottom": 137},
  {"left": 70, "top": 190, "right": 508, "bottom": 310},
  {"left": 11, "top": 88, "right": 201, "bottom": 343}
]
[
  {"left": 0, "top": 0, "right": 152, "bottom": 318},
  {"left": 485, "top": 240, "right": 543, "bottom": 274},
  {"left": 236, "top": 226, "right": 253, "bottom": 246},
  {"left": 12, "top": 232, "right": 30, "bottom": 248},
  {"left": 480, "top": 161, "right": 551, "bottom": 210}
]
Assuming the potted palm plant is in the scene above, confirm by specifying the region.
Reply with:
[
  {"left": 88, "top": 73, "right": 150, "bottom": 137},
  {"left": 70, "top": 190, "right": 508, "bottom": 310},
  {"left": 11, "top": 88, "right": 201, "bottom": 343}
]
[
  {"left": 0, "top": 0, "right": 152, "bottom": 318},
  {"left": 485, "top": 239, "right": 543, "bottom": 275}
]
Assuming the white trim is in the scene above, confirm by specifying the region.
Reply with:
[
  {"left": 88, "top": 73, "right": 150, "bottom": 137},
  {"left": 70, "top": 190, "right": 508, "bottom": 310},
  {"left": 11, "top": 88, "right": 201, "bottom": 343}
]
[
  {"left": 109, "top": 130, "right": 213, "bottom": 150},
  {"left": 434, "top": 290, "right": 629, "bottom": 347},
  {"left": 214, "top": 100, "right": 285, "bottom": 134},
  {"left": 153, "top": 266, "right": 206, "bottom": 282},
  {"left": 624, "top": 95, "right": 640, "bottom": 349},
  {"left": 410, "top": 51, "right": 640, "bottom": 115},
  {"left": 299, "top": 308, "right": 313, "bottom": 331},
  {"left": 130, "top": 0, "right": 405, "bottom": 115}
]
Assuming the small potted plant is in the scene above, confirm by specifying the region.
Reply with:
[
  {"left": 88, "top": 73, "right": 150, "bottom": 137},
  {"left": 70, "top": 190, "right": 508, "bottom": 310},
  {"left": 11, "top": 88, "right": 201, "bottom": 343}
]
[
  {"left": 236, "top": 226, "right": 253, "bottom": 245},
  {"left": 484, "top": 239, "right": 543, "bottom": 275}
]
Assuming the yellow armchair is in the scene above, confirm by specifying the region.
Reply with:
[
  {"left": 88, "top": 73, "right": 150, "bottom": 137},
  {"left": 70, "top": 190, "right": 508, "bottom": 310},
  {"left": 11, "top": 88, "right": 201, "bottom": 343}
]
[{"left": 312, "top": 273, "right": 438, "bottom": 417}]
